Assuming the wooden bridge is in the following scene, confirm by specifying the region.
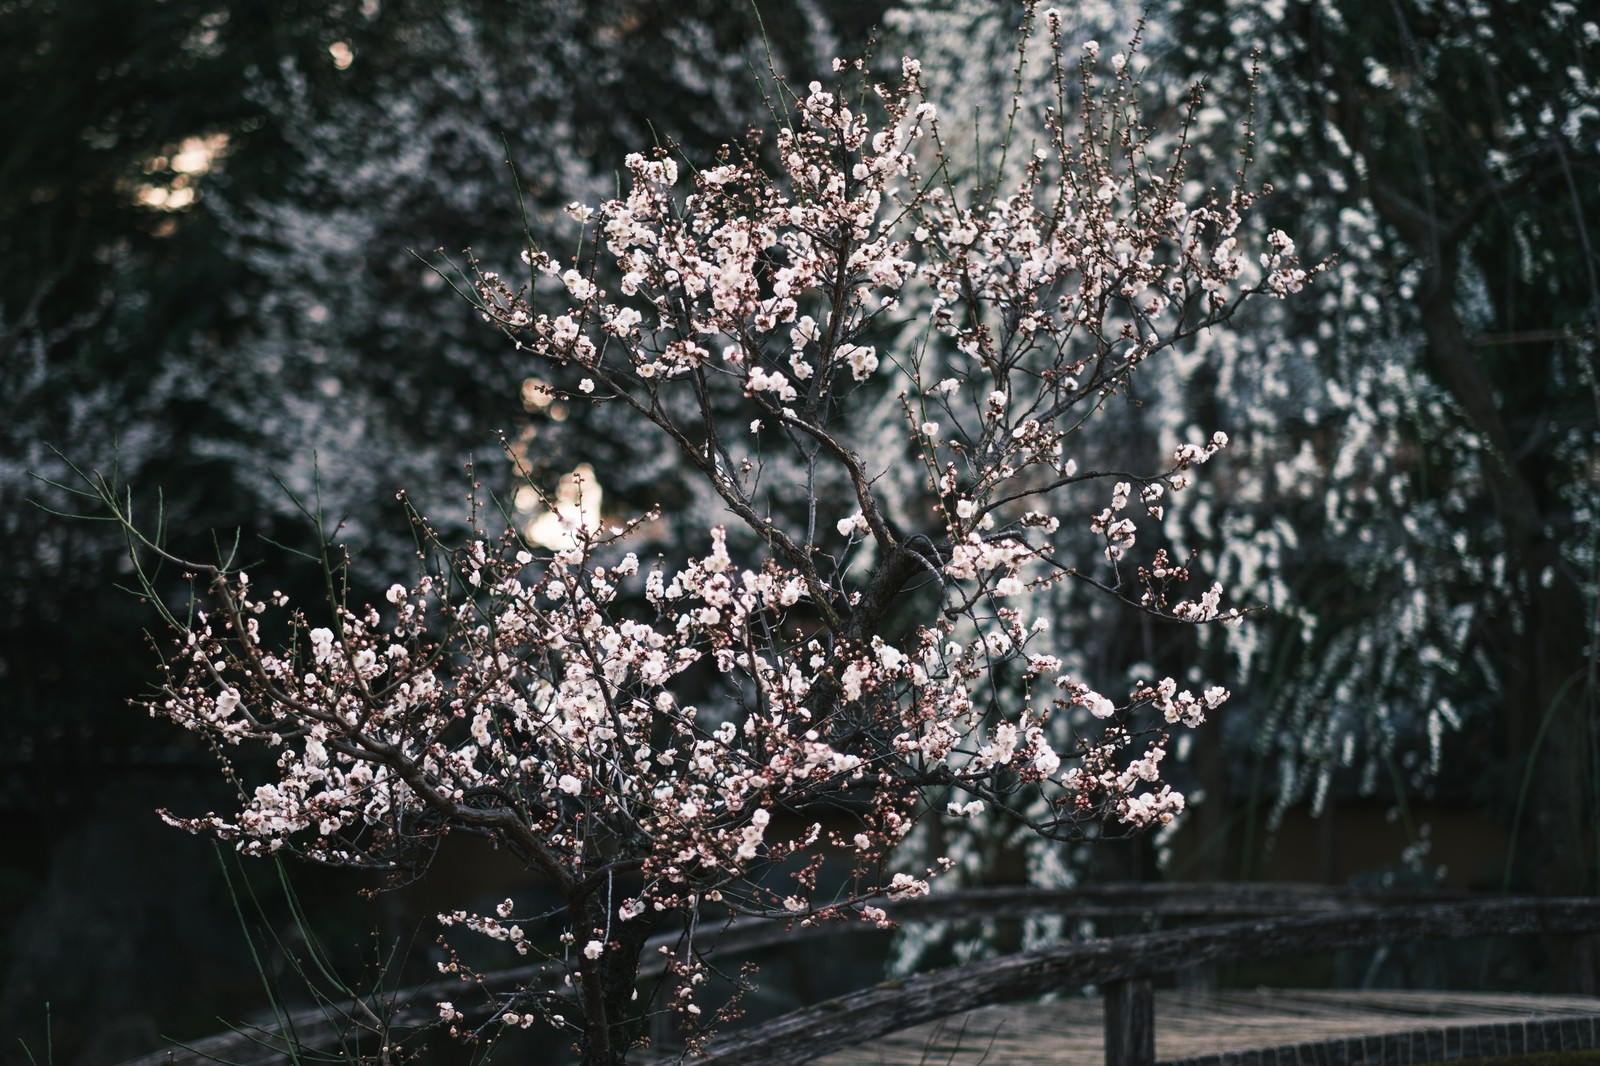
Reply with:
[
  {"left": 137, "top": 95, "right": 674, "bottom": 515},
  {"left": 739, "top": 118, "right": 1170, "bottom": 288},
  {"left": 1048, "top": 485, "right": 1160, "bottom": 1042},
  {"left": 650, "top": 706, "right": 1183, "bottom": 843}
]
[
  {"left": 815, "top": 989, "right": 1600, "bottom": 1065},
  {"left": 118, "top": 884, "right": 1600, "bottom": 1066},
  {"left": 691, "top": 890, "right": 1600, "bottom": 1066}
]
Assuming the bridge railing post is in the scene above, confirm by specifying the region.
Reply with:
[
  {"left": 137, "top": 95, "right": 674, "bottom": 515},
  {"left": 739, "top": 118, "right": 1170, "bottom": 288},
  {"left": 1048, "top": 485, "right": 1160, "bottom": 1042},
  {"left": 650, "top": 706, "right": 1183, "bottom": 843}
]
[{"left": 1104, "top": 975, "right": 1155, "bottom": 1066}]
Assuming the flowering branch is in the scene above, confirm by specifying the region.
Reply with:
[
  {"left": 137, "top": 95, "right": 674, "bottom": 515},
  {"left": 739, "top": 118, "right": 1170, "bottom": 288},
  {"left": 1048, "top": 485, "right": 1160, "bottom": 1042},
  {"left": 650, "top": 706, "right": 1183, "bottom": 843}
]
[{"left": 111, "top": 11, "right": 1313, "bottom": 1063}]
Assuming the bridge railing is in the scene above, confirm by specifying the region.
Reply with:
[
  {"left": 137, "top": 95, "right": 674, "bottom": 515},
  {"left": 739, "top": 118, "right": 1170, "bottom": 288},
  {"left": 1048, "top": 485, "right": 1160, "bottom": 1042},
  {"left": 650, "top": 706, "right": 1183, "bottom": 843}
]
[
  {"left": 116, "top": 885, "right": 1600, "bottom": 1066},
  {"left": 689, "top": 894, "right": 1600, "bottom": 1066}
]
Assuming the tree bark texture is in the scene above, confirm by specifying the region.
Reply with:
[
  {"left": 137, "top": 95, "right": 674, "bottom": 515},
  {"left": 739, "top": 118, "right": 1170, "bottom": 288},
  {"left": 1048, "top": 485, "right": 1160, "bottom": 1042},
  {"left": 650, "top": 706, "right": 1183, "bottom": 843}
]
[{"left": 1104, "top": 977, "right": 1156, "bottom": 1066}]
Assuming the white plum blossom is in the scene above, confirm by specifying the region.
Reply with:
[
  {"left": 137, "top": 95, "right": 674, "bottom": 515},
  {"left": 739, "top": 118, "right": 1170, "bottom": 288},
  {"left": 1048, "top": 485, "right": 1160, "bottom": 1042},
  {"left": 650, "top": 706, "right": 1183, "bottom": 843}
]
[
  {"left": 562, "top": 269, "right": 596, "bottom": 302},
  {"left": 132, "top": 24, "right": 1308, "bottom": 1057},
  {"left": 837, "top": 342, "right": 879, "bottom": 380}
]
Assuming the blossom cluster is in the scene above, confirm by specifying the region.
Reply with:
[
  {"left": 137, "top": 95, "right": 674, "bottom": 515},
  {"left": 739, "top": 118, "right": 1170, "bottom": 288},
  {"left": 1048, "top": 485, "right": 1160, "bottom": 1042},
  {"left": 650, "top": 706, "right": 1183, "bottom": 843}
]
[{"left": 146, "top": 19, "right": 1310, "bottom": 1055}]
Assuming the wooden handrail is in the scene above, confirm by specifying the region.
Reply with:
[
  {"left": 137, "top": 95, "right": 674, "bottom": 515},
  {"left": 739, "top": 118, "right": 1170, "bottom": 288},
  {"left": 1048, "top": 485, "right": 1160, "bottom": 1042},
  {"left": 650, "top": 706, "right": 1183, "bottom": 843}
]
[
  {"left": 689, "top": 897, "right": 1600, "bottom": 1066},
  {"left": 117, "top": 886, "right": 1592, "bottom": 1066}
]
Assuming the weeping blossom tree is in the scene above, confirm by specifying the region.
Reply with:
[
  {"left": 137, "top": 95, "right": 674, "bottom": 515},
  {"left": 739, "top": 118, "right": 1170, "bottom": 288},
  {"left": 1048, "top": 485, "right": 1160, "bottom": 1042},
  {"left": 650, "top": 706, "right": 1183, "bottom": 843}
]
[
  {"left": 887, "top": 0, "right": 1599, "bottom": 910},
  {"left": 110, "top": 12, "right": 1311, "bottom": 1063}
]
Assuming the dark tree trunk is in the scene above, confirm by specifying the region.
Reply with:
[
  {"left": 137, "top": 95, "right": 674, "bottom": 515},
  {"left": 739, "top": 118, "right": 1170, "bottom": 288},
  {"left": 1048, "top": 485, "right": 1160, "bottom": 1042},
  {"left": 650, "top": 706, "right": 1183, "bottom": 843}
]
[
  {"left": 1410, "top": 255, "right": 1595, "bottom": 906},
  {"left": 574, "top": 885, "right": 658, "bottom": 1065},
  {"left": 1305, "top": 13, "right": 1599, "bottom": 979}
]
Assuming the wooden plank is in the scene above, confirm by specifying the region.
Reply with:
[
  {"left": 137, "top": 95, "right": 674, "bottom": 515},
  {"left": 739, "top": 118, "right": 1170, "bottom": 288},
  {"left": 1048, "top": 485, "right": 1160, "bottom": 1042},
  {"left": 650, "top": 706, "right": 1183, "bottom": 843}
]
[
  {"left": 115, "top": 883, "right": 1460, "bottom": 1066},
  {"left": 1105, "top": 978, "right": 1155, "bottom": 1066},
  {"left": 690, "top": 898, "right": 1600, "bottom": 1065},
  {"left": 112, "top": 889, "right": 1600, "bottom": 1066},
  {"left": 813, "top": 990, "right": 1600, "bottom": 1066}
]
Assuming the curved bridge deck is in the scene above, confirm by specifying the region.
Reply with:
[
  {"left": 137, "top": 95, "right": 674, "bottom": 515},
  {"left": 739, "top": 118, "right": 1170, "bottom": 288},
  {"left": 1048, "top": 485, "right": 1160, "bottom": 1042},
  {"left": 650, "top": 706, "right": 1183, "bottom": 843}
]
[{"left": 817, "top": 989, "right": 1600, "bottom": 1065}]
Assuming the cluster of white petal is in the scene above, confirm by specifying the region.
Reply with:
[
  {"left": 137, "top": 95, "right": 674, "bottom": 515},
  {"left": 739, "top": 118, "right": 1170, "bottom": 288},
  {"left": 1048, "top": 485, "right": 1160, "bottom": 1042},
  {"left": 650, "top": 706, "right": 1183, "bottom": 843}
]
[{"left": 145, "top": 17, "right": 1307, "bottom": 1039}]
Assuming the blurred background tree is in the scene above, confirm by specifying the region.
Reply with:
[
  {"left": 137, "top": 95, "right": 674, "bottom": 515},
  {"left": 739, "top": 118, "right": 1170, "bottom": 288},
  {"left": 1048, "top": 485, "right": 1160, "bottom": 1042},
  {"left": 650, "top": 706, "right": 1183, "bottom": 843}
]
[
  {"left": 884, "top": 0, "right": 1597, "bottom": 983},
  {"left": 1156, "top": 0, "right": 1600, "bottom": 904}
]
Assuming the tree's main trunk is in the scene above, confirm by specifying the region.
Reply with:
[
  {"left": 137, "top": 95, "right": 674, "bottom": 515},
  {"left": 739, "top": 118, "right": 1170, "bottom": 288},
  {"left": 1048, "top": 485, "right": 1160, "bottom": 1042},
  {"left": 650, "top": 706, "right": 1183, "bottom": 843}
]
[{"left": 574, "top": 889, "right": 657, "bottom": 1066}]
